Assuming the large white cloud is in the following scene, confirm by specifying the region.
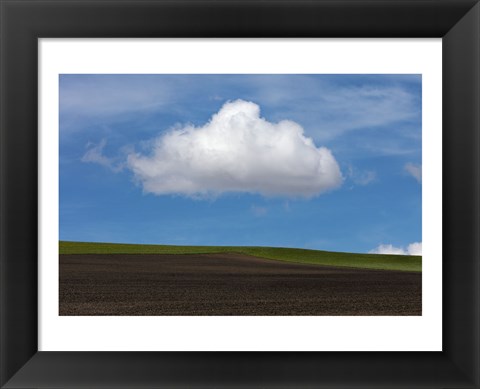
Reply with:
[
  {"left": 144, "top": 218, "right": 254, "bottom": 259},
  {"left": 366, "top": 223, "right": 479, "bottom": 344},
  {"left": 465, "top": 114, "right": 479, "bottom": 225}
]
[
  {"left": 127, "top": 100, "right": 343, "bottom": 197},
  {"left": 370, "top": 242, "right": 422, "bottom": 256}
]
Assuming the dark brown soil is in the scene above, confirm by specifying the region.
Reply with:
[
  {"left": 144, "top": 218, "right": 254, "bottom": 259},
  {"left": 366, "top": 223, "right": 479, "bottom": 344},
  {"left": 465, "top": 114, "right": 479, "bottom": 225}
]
[{"left": 59, "top": 253, "right": 421, "bottom": 316}]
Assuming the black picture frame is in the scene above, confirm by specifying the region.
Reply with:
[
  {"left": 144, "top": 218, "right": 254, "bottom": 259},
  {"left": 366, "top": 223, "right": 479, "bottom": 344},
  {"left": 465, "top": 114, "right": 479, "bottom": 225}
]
[{"left": 1, "top": 0, "right": 479, "bottom": 387}]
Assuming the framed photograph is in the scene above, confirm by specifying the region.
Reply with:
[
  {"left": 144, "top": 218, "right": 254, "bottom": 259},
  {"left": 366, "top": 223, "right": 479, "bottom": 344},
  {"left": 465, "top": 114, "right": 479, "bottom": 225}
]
[{"left": 1, "top": 1, "right": 479, "bottom": 388}]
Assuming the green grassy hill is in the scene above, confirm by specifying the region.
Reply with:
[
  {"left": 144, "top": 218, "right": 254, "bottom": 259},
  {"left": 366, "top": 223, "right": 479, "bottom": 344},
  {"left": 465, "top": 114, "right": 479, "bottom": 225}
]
[{"left": 60, "top": 241, "right": 421, "bottom": 272}]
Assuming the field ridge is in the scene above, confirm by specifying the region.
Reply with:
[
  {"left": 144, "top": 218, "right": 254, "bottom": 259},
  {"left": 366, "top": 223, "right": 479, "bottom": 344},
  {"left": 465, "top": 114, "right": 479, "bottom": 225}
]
[{"left": 59, "top": 241, "right": 421, "bottom": 272}]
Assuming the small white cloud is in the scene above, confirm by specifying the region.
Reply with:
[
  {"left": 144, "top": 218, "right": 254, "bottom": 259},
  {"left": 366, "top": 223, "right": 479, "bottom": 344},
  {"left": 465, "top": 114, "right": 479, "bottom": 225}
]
[
  {"left": 210, "top": 95, "right": 223, "bottom": 101},
  {"left": 356, "top": 171, "right": 376, "bottom": 186},
  {"left": 370, "top": 242, "right": 422, "bottom": 256},
  {"left": 370, "top": 244, "right": 407, "bottom": 255},
  {"left": 405, "top": 163, "right": 422, "bottom": 183},
  {"left": 347, "top": 166, "right": 376, "bottom": 186},
  {"left": 81, "top": 139, "right": 123, "bottom": 172},
  {"left": 127, "top": 100, "right": 343, "bottom": 198},
  {"left": 406, "top": 242, "right": 422, "bottom": 256},
  {"left": 82, "top": 139, "right": 111, "bottom": 167},
  {"left": 251, "top": 205, "right": 268, "bottom": 217}
]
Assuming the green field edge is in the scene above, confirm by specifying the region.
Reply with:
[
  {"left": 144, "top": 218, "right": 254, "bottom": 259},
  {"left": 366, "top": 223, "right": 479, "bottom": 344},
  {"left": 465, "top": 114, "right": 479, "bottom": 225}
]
[{"left": 59, "top": 241, "right": 422, "bottom": 272}]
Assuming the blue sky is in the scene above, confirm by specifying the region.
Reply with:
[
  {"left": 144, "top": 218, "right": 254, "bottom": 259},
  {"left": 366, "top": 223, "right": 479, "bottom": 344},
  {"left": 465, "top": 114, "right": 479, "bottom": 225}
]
[{"left": 60, "top": 74, "right": 422, "bottom": 254}]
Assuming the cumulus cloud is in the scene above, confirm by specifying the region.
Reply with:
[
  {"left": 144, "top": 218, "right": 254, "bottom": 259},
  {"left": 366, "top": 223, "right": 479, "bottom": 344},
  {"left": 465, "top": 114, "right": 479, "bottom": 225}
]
[
  {"left": 370, "top": 242, "right": 422, "bottom": 256},
  {"left": 405, "top": 163, "right": 422, "bottom": 183},
  {"left": 127, "top": 100, "right": 343, "bottom": 198}
]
